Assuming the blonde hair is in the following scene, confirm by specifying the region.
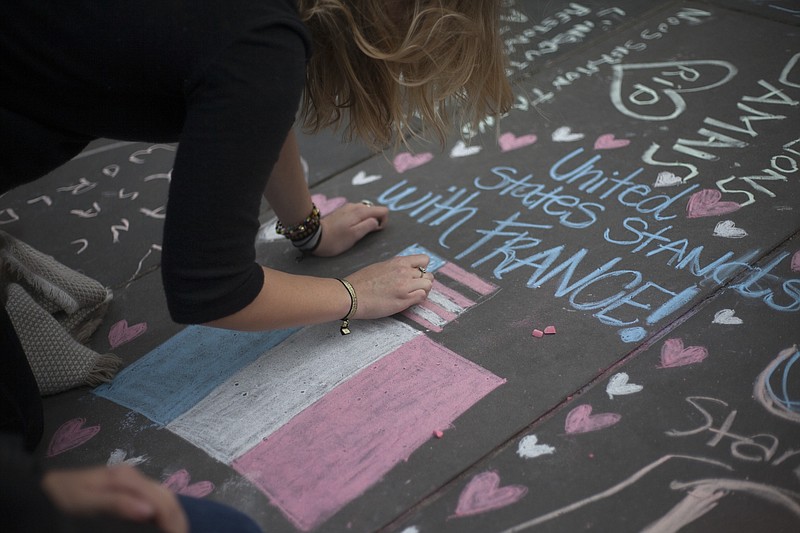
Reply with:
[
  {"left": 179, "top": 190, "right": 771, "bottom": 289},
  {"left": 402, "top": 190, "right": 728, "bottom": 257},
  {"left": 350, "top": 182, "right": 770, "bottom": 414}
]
[{"left": 297, "top": 0, "right": 513, "bottom": 151}]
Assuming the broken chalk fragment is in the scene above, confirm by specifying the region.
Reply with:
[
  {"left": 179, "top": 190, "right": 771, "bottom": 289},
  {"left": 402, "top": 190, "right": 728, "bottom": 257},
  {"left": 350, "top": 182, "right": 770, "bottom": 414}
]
[
  {"left": 532, "top": 329, "right": 544, "bottom": 338},
  {"left": 544, "top": 326, "right": 556, "bottom": 335},
  {"left": 434, "top": 430, "right": 444, "bottom": 439}
]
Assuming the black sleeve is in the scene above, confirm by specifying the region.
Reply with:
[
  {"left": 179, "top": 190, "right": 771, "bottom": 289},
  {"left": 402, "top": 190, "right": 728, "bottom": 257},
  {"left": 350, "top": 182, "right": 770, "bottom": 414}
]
[
  {"left": 0, "top": 432, "right": 65, "bottom": 533},
  {"left": 0, "top": 304, "right": 43, "bottom": 451},
  {"left": 161, "top": 22, "right": 308, "bottom": 324}
]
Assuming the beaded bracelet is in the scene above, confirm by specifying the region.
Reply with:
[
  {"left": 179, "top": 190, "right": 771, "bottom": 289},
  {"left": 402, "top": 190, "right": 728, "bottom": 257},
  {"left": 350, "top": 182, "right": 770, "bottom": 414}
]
[
  {"left": 275, "top": 204, "right": 320, "bottom": 242},
  {"left": 336, "top": 278, "right": 357, "bottom": 335},
  {"left": 292, "top": 225, "right": 323, "bottom": 253}
]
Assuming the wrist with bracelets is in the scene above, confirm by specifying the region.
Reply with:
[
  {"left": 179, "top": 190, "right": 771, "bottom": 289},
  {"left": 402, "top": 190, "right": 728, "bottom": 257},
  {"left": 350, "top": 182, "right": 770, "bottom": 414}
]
[
  {"left": 275, "top": 204, "right": 322, "bottom": 252},
  {"left": 277, "top": 205, "right": 357, "bottom": 334}
]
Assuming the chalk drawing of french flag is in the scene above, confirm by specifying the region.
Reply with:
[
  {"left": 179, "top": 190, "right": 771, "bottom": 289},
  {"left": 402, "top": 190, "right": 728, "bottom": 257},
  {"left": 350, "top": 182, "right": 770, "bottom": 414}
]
[
  {"left": 95, "top": 245, "right": 504, "bottom": 531},
  {"left": 397, "top": 244, "right": 499, "bottom": 332}
]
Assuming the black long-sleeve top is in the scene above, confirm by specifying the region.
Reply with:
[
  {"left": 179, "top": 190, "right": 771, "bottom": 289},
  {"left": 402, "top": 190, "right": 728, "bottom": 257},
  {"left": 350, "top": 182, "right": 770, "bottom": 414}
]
[{"left": 1, "top": 0, "right": 311, "bottom": 323}]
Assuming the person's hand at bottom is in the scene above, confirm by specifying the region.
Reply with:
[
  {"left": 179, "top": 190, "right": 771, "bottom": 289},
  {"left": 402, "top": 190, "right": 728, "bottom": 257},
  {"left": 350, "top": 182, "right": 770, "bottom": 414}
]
[{"left": 42, "top": 464, "right": 189, "bottom": 533}]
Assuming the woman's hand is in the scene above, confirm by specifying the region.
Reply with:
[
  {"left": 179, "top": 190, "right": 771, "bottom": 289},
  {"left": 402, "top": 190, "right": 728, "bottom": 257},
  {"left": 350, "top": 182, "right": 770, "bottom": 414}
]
[
  {"left": 42, "top": 465, "right": 188, "bottom": 533},
  {"left": 346, "top": 254, "right": 434, "bottom": 319},
  {"left": 313, "top": 202, "right": 389, "bottom": 257}
]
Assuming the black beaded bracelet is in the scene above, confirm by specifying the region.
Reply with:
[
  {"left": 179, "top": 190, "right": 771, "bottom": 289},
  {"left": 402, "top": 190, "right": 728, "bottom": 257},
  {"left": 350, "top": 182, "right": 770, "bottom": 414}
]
[
  {"left": 275, "top": 204, "right": 321, "bottom": 242},
  {"left": 293, "top": 225, "right": 323, "bottom": 252}
]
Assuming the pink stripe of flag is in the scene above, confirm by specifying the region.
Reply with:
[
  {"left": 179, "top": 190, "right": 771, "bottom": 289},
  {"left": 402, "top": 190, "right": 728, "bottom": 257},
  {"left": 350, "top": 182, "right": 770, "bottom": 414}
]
[
  {"left": 402, "top": 309, "right": 443, "bottom": 332},
  {"left": 232, "top": 335, "right": 505, "bottom": 531},
  {"left": 430, "top": 280, "right": 476, "bottom": 310},
  {"left": 438, "top": 263, "right": 498, "bottom": 296},
  {"left": 402, "top": 296, "right": 458, "bottom": 332},
  {"left": 418, "top": 298, "right": 458, "bottom": 322}
]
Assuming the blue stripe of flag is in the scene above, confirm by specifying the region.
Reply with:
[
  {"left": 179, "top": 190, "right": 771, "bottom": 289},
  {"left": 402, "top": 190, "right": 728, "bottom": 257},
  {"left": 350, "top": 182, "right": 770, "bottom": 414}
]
[{"left": 94, "top": 326, "right": 297, "bottom": 425}]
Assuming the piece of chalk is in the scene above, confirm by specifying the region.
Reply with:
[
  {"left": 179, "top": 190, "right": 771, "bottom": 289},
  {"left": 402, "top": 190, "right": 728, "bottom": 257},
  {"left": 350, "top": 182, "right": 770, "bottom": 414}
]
[
  {"left": 544, "top": 325, "right": 556, "bottom": 335},
  {"left": 531, "top": 329, "right": 544, "bottom": 338},
  {"left": 434, "top": 430, "right": 444, "bottom": 439}
]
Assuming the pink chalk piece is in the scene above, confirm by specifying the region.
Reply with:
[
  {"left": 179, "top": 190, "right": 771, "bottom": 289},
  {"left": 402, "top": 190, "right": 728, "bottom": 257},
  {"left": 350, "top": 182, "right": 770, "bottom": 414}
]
[
  {"left": 498, "top": 132, "right": 538, "bottom": 152},
  {"left": 47, "top": 418, "right": 100, "bottom": 457},
  {"left": 544, "top": 326, "right": 556, "bottom": 335},
  {"left": 393, "top": 151, "right": 434, "bottom": 173},
  {"left": 685, "top": 189, "right": 741, "bottom": 218},
  {"left": 531, "top": 329, "right": 544, "bottom": 338},
  {"left": 310, "top": 193, "right": 347, "bottom": 216},
  {"left": 108, "top": 319, "right": 148, "bottom": 349},
  {"left": 593, "top": 133, "right": 630, "bottom": 150},
  {"left": 454, "top": 471, "right": 528, "bottom": 518},
  {"left": 791, "top": 250, "right": 800, "bottom": 272},
  {"left": 659, "top": 338, "right": 709, "bottom": 368},
  {"left": 162, "top": 469, "right": 215, "bottom": 498},
  {"left": 564, "top": 404, "right": 621, "bottom": 435},
  {"left": 232, "top": 335, "right": 505, "bottom": 532},
  {"left": 434, "top": 430, "right": 444, "bottom": 439}
]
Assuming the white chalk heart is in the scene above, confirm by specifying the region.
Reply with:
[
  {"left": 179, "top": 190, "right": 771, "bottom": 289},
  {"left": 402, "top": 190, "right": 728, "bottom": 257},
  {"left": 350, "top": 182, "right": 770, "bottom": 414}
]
[
  {"left": 351, "top": 170, "right": 383, "bottom": 186},
  {"left": 654, "top": 171, "right": 682, "bottom": 188},
  {"left": 450, "top": 140, "right": 482, "bottom": 158},
  {"left": 713, "top": 220, "right": 748, "bottom": 239},
  {"left": 712, "top": 308, "right": 743, "bottom": 325},
  {"left": 516, "top": 434, "right": 555, "bottom": 459},
  {"left": 606, "top": 372, "right": 643, "bottom": 399},
  {"left": 551, "top": 126, "right": 584, "bottom": 142}
]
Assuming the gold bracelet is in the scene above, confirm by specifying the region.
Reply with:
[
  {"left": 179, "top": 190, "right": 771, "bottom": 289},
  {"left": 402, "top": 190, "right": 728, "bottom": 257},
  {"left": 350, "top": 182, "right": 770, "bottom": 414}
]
[{"left": 336, "top": 278, "right": 357, "bottom": 335}]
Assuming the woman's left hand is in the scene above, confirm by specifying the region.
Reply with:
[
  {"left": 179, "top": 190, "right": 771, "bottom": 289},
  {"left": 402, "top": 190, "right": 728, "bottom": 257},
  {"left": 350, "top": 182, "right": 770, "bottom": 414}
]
[{"left": 312, "top": 202, "right": 389, "bottom": 257}]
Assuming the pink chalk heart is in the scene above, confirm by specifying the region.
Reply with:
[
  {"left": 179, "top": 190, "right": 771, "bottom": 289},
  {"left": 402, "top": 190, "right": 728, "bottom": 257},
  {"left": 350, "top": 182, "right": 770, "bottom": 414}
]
[
  {"left": 594, "top": 134, "right": 630, "bottom": 150},
  {"left": 108, "top": 319, "right": 147, "bottom": 349},
  {"left": 310, "top": 193, "right": 347, "bottom": 216},
  {"left": 791, "top": 250, "right": 800, "bottom": 272},
  {"left": 564, "top": 404, "right": 621, "bottom": 434},
  {"left": 685, "top": 189, "right": 741, "bottom": 218},
  {"left": 498, "top": 132, "right": 538, "bottom": 152},
  {"left": 659, "top": 338, "right": 709, "bottom": 368},
  {"left": 47, "top": 418, "right": 100, "bottom": 457},
  {"left": 162, "top": 469, "right": 215, "bottom": 498},
  {"left": 393, "top": 151, "right": 433, "bottom": 173},
  {"left": 454, "top": 471, "right": 527, "bottom": 517}
]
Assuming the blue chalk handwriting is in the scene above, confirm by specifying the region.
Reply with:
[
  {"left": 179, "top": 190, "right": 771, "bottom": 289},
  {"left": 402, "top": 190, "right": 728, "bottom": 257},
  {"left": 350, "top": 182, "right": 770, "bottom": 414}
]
[{"left": 377, "top": 144, "right": 799, "bottom": 343}]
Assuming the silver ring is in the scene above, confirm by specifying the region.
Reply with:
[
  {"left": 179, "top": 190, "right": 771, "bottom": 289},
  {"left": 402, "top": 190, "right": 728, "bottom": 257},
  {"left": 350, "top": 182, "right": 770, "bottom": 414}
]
[
  {"left": 361, "top": 200, "right": 374, "bottom": 207},
  {"left": 418, "top": 266, "right": 427, "bottom": 278}
]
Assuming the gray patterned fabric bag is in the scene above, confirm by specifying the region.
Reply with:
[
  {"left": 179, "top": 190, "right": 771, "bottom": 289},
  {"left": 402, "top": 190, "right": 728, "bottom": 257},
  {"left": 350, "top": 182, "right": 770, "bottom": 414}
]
[{"left": 0, "top": 230, "right": 120, "bottom": 395}]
